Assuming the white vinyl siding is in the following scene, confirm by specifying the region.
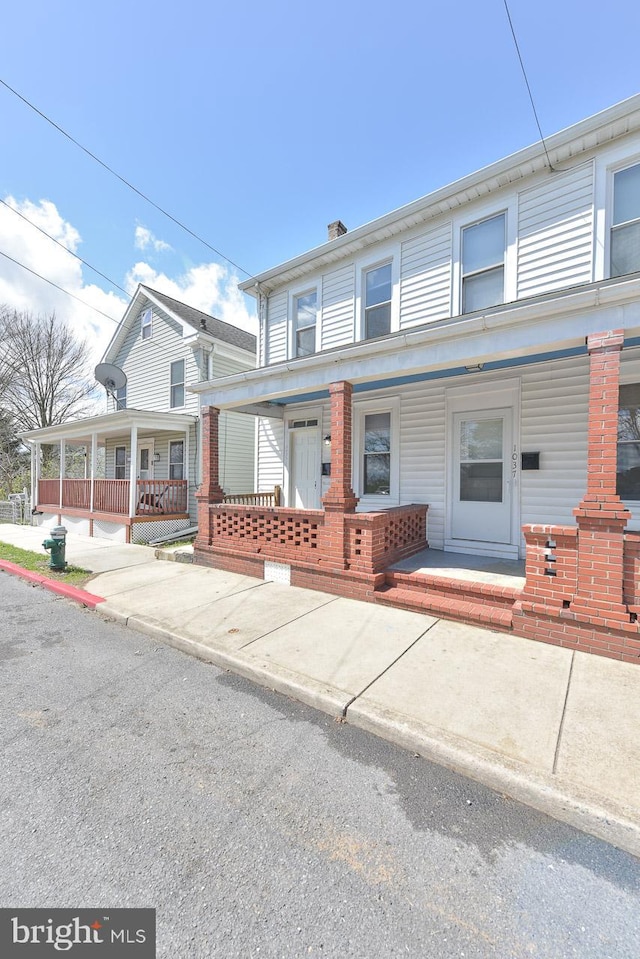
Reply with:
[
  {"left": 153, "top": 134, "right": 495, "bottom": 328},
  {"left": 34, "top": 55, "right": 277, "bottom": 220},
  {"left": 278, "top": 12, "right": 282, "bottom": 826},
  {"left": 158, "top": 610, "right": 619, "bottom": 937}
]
[
  {"left": 266, "top": 291, "right": 288, "bottom": 365},
  {"left": 109, "top": 306, "right": 200, "bottom": 416},
  {"left": 321, "top": 265, "right": 355, "bottom": 349},
  {"left": 517, "top": 163, "right": 595, "bottom": 297},
  {"left": 400, "top": 224, "right": 452, "bottom": 328},
  {"left": 257, "top": 417, "right": 285, "bottom": 493},
  {"left": 519, "top": 355, "right": 589, "bottom": 535}
]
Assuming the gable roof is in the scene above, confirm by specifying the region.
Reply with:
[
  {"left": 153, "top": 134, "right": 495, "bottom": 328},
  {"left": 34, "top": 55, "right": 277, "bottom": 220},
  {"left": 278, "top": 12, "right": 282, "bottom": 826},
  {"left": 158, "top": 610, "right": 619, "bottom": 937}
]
[
  {"left": 239, "top": 93, "right": 640, "bottom": 295},
  {"left": 144, "top": 287, "right": 256, "bottom": 354},
  {"left": 102, "top": 284, "right": 256, "bottom": 363}
]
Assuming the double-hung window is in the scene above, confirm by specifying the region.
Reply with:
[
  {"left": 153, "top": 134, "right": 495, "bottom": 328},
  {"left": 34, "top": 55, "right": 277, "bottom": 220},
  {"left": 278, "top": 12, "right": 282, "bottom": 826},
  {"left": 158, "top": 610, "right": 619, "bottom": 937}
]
[
  {"left": 141, "top": 308, "right": 152, "bottom": 340},
  {"left": 617, "top": 383, "right": 640, "bottom": 499},
  {"left": 115, "top": 446, "right": 126, "bottom": 480},
  {"left": 364, "top": 263, "right": 392, "bottom": 339},
  {"left": 294, "top": 291, "right": 317, "bottom": 357},
  {"left": 363, "top": 412, "right": 391, "bottom": 495},
  {"left": 611, "top": 162, "right": 640, "bottom": 277},
  {"left": 169, "top": 440, "right": 184, "bottom": 480},
  {"left": 170, "top": 360, "right": 185, "bottom": 408},
  {"left": 461, "top": 213, "right": 506, "bottom": 313},
  {"left": 115, "top": 385, "right": 127, "bottom": 410}
]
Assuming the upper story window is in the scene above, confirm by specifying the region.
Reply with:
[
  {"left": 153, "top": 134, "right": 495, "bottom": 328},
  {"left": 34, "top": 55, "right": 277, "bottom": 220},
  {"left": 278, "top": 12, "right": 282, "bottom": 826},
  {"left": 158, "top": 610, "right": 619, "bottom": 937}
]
[
  {"left": 141, "top": 308, "right": 152, "bottom": 340},
  {"left": 461, "top": 213, "right": 506, "bottom": 313},
  {"left": 294, "top": 291, "right": 317, "bottom": 357},
  {"left": 611, "top": 162, "right": 640, "bottom": 278},
  {"left": 170, "top": 359, "right": 185, "bottom": 408},
  {"left": 364, "top": 263, "right": 392, "bottom": 338},
  {"left": 115, "top": 385, "right": 127, "bottom": 410}
]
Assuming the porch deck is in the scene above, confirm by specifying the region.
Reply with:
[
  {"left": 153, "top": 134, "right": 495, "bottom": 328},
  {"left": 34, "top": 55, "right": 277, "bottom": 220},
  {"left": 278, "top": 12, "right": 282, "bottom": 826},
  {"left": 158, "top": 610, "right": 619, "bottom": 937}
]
[{"left": 390, "top": 547, "right": 525, "bottom": 588}]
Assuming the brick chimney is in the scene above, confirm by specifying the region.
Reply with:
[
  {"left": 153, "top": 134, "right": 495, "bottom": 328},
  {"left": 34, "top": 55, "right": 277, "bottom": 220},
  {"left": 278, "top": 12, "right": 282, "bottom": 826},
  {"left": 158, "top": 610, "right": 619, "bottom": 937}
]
[{"left": 327, "top": 220, "right": 348, "bottom": 240}]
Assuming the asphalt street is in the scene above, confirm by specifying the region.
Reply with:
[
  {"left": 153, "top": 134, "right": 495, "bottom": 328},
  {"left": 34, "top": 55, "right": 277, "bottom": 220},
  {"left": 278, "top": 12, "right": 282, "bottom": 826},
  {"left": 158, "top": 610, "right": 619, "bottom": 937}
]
[{"left": 1, "top": 574, "right": 639, "bottom": 958}]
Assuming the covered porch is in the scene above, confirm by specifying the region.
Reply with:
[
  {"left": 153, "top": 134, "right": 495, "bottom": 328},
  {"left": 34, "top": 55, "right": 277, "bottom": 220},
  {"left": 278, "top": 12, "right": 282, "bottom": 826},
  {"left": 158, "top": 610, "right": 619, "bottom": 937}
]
[{"left": 22, "top": 409, "right": 197, "bottom": 544}]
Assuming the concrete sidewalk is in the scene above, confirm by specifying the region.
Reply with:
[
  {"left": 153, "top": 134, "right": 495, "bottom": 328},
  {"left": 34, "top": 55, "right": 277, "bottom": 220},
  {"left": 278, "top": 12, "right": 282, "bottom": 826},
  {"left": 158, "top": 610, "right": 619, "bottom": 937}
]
[{"left": 2, "top": 524, "right": 639, "bottom": 857}]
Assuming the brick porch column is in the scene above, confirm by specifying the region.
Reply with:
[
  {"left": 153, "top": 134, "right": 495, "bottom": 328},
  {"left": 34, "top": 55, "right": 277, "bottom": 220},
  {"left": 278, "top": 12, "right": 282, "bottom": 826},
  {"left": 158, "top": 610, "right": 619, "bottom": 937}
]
[
  {"left": 195, "top": 406, "right": 224, "bottom": 548},
  {"left": 321, "top": 381, "right": 358, "bottom": 571},
  {"left": 322, "top": 381, "right": 358, "bottom": 513},
  {"left": 572, "top": 329, "right": 631, "bottom": 619}
]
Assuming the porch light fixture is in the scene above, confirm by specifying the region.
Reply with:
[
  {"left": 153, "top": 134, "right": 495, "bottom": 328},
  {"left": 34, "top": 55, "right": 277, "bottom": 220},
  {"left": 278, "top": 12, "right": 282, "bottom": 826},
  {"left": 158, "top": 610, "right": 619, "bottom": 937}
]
[
  {"left": 465, "top": 363, "right": 484, "bottom": 373},
  {"left": 323, "top": 434, "right": 331, "bottom": 446},
  {"left": 153, "top": 452, "right": 161, "bottom": 462}
]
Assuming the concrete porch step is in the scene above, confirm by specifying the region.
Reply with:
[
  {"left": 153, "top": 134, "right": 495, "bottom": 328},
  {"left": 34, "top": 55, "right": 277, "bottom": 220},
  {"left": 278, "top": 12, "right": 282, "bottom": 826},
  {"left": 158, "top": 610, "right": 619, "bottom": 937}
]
[
  {"left": 383, "top": 570, "right": 521, "bottom": 608},
  {"left": 375, "top": 585, "right": 514, "bottom": 632}
]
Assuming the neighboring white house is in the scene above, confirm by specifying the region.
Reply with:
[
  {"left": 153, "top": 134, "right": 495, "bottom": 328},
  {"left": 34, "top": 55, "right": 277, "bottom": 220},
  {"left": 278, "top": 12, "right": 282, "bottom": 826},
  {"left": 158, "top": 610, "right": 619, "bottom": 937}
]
[
  {"left": 191, "top": 94, "right": 640, "bottom": 664},
  {"left": 23, "top": 285, "right": 256, "bottom": 543}
]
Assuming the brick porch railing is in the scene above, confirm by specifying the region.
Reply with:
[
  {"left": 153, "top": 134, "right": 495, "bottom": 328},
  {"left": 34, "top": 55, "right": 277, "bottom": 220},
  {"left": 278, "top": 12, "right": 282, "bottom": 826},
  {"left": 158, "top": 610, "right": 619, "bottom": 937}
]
[{"left": 196, "top": 502, "right": 428, "bottom": 597}]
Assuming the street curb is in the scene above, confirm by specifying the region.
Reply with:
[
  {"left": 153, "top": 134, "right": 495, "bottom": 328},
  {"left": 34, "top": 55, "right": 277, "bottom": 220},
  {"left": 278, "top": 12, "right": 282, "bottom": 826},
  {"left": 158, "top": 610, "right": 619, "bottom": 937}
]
[
  {"left": 96, "top": 602, "right": 640, "bottom": 859},
  {"left": 0, "top": 560, "right": 106, "bottom": 609}
]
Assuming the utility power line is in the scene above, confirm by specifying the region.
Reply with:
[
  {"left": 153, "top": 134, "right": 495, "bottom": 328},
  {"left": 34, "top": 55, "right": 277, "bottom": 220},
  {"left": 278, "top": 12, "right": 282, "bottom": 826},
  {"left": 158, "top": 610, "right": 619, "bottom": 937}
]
[{"left": 0, "top": 76, "right": 255, "bottom": 279}]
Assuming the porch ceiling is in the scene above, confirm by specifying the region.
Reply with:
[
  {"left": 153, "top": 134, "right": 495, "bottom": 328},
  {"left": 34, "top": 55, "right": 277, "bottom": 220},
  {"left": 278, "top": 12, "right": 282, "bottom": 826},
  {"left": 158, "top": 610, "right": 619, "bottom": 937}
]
[{"left": 21, "top": 409, "right": 197, "bottom": 446}]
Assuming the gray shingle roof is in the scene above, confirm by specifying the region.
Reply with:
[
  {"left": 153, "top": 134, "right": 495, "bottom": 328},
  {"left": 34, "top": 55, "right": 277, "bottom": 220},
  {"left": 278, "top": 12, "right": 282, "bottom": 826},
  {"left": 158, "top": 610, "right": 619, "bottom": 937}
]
[{"left": 143, "top": 286, "right": 256, "bottom": 354}]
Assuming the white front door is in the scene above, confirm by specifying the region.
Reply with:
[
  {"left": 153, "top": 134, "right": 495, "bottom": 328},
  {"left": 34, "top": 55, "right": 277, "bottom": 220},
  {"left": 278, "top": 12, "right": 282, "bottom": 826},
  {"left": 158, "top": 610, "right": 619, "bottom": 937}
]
[
  {"left": 290, "top": 428, "right": 320, "bottom": 508},
  {"left": 137, "top": 442, "right": 154, "bottom": 480},
  {"left": 451, "top": 409, "right": 512, "bottom": 545}
]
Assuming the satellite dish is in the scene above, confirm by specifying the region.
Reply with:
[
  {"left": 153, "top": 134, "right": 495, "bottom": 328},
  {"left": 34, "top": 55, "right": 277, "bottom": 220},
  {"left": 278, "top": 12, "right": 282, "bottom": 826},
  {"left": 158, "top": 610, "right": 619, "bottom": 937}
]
[{"left": 95, "top": 362, "right": 127, "bottom": 399}]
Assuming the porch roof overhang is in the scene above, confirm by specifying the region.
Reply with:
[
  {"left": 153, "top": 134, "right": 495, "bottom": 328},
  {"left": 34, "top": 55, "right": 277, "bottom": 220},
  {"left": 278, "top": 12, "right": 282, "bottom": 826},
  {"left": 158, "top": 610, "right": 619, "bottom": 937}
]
[
  {"left": 191, "top": 274, "right": 640, "bottom": 412},
  {"left": 20, "top": 409, "right": 197, "bottom": 446}
]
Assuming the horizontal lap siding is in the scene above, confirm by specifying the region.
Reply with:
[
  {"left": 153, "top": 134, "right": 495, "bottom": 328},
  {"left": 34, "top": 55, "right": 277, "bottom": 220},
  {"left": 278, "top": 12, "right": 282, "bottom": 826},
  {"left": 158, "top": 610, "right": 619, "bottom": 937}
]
[
  {"left": 266, "top": 292, "right": 288, "bottom": 364},
  {"left": 400, "top": 224, "right": 452, "bottom": 329},
  {"left": 517, "top": 163, "right": 594, "bottom": 298},
  {"left": 397, "top": 383, "right": 446, "bottom": 548},
  {"left": 321, "top": 265, "right": 355, "bottom": 349},
  {"left": 219, "top": 411, "right": 256, "bottom": 494},
  {"left": 257, "top": 417, "right": 285, "bottom": 493},
  {"left": 520, "top": 356, "right": 589, "bottom": 533}
]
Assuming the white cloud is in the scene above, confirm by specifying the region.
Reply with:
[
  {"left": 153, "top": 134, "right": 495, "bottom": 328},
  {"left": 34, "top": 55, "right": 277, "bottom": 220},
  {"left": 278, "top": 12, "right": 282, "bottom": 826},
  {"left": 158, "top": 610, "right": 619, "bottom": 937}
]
[
  {"left": 134, "top": 225, "right": 172, "bottom": 253},
  {"left": 0, "top": 196, "right": 127, "bottom": 370},
  {"left": 125, "top": 261, "right": 258, "bottom": 337}
]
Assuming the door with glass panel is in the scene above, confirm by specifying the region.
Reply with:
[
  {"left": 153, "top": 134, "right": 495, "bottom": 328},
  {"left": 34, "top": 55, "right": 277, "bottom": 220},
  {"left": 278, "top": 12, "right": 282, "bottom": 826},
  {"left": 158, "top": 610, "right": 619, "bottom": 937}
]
[{"left": 451, "top": 410, "right": 511, "bottom": 544}]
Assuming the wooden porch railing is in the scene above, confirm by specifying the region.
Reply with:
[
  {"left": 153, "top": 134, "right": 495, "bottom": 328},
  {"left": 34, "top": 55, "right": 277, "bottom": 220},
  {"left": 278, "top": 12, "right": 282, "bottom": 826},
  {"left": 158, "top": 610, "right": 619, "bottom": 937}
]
[
  {"left": 37, "top": 478, "right": 188, "bottom": 517},
  {"left": 222, "top": 486, "right": 282, "bottom": 507},
  {"left": 136, "top": 480, "right": 188, "bottom": 515}
]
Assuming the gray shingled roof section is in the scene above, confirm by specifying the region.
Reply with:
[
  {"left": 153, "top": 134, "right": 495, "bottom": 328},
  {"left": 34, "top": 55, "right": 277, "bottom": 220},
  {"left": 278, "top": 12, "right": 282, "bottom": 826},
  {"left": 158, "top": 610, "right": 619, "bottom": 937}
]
[{"left": 142, "top": 286, "right": 256, "bottom": 354}]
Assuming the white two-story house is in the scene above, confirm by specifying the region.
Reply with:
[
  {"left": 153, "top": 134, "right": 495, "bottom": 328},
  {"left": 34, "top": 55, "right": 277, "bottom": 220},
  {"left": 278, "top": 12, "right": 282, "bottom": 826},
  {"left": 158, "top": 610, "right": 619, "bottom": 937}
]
[
  {"left": 24, "top": 285, "right": 256, "bottom": 544},
  {"left": 192, "top": 95, "right": 640, "bottom": 665}
]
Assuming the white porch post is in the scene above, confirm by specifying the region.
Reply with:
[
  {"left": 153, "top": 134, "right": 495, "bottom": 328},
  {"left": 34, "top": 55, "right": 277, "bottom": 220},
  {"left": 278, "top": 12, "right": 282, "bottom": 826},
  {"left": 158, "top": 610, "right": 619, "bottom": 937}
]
[
  {"left": 30, "top": 444, "right": 37, "bottom": 512},
  {"left": 184, "top": 426, "right": 190, "bottom": 518},
  {"left": 90, "top": 433, "right": 97, "bottom": 513},
  {"left": 59, "top": 439, "right": 66, "bottom": 509},
  {"left": 128, "top": 425, "right": 138, "bottom": 518}
]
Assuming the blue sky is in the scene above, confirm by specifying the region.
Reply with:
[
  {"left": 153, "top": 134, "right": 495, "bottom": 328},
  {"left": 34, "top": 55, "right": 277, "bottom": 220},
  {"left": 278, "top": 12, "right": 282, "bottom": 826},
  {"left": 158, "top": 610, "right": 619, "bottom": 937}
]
[{"left": 1, "top": 0, "right": 639, "bottom": 366}]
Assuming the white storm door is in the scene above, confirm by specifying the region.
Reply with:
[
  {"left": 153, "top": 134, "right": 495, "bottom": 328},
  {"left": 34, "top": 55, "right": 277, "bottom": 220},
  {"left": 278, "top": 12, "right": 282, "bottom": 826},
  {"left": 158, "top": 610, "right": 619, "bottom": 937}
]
[
  {"left": 137, "top": 442, "right": 154, "bottom": 480},
  {"left": 290, "top": 429, "right": 320, "bottom": 509},
  {"left": 451, "top": 410, "right": 511, "bottom": 544}
]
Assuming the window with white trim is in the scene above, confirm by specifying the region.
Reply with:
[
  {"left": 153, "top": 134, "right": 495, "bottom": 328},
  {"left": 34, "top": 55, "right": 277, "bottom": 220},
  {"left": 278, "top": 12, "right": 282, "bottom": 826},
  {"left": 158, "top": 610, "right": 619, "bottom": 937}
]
[
  {"left": 611, "top": 162, "right": 640, "bottom": 278},
  {"left": 170, "top": 360, "right": 185, "bottom": 408},
  {"left": 169, "top": 440, "right": 184, "bottom": 480},
  {"left": 364, "top": 263, "right": 392, "bottom": 339},
  {"left": 363, "top": 412, "right": 391, "bottom": 494},
  {"left": 141, "top": 308, "right": 152, "bottom": 340},
  {"left": 115, "top": 445, "right": 126, "bottom": 480},
  {"left": 617, "top": 383, "right": 640, "bottom": 499},
  {"left": 115, "top": 385, "right": 127, "bottom": 410},
  {"left": 461, "top": 213, "right": 506, "bottom": 313},
  {"left": 293, "top": 291, "right": 317, "bottom": 357}
]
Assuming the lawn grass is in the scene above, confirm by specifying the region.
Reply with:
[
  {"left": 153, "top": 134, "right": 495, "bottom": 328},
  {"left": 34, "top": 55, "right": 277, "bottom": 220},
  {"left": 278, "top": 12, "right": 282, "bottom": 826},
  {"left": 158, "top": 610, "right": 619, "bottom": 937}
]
[{"left": 0, "top": 541, "right": 92, "bottom": 587}]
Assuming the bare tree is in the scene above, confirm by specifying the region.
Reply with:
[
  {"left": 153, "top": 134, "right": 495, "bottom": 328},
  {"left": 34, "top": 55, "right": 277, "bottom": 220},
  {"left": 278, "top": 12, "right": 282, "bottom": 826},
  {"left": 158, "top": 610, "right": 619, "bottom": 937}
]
[{"left": 0, "top": 308, "right": 96, "bottom": 433}]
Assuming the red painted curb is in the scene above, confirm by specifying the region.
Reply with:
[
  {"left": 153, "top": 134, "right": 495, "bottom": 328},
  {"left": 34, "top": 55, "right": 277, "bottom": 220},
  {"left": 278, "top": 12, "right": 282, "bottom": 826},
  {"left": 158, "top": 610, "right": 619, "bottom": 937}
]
[{"left": 0, "top": 560, "right": 105, "bottom": 609}]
